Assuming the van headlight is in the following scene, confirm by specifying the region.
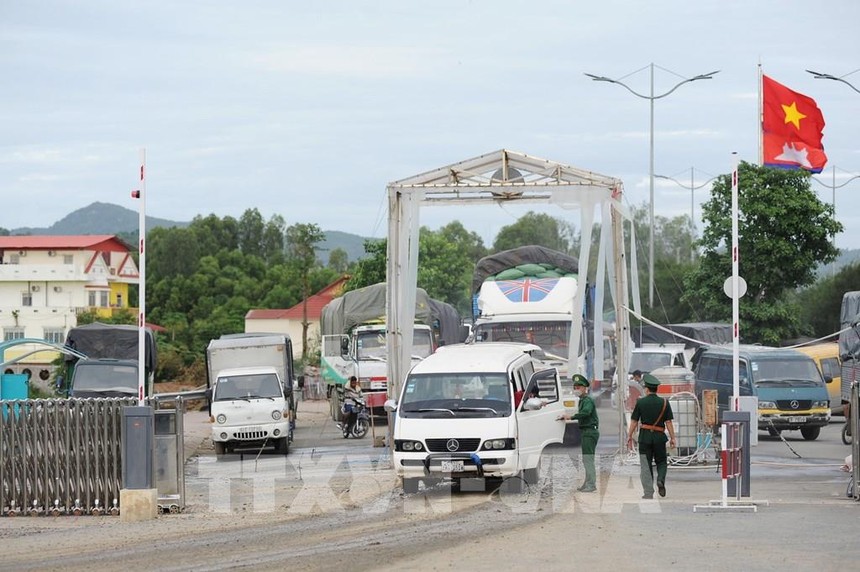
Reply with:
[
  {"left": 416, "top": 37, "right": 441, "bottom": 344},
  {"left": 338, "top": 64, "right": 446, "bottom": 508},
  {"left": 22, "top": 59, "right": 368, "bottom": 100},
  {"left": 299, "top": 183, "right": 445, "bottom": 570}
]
[
  {"left": 812, "top": 400, "right": 829, "bottom": 408},
  {"left": 216, "top": 414, "right": 227, "bottom": 424},
  {"left": 757, "top": 401, "right": 776, "bottom": 409},
  {"left": 395, "top": 440, "right": 424, "bottom": 452},
  {"left": 482, "top": 438, "right": 514, "bottom": 450},
  {"left": 271, "top": 410, "right": 282, "bottom": 420}
]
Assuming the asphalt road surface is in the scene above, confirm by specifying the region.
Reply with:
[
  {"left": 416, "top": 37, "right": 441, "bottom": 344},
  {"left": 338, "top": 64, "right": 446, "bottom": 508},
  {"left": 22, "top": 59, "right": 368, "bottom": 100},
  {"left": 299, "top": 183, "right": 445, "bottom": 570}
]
[{"left": 1, "top": 399, "right": 857, "bottom": 571}]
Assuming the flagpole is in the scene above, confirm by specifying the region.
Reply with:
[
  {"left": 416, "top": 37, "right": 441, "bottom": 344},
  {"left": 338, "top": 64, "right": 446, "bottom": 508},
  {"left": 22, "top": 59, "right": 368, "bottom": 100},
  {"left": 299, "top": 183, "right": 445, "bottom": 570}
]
[{"left": 757, "top": 63, "right": 763, "bottom": 166}]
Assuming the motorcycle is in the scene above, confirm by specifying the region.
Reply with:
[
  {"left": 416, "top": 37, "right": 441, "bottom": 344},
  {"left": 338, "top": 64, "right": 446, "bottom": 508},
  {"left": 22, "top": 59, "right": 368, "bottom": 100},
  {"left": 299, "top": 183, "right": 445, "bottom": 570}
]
[{"left": 338, "top": 397, "right": 370, "bottom": 439}]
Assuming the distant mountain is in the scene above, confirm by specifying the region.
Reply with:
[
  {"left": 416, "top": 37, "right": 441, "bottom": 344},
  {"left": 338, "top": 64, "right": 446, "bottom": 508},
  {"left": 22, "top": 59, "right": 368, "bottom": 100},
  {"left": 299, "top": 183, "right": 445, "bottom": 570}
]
[
  {"left": 11, "top": 201, "right": 187, "bottom": 236},
  {"left": 7, "top": 202, "right": 373, "bottom": 265}
]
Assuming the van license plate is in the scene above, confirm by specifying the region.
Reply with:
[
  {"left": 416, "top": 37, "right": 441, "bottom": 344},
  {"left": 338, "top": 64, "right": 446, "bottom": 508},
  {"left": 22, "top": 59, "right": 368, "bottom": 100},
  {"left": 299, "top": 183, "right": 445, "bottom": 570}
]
[
  {"left": 788, "top": 416, "right": 806, "bottom": 423},
  {"left": 440, "top": 460, "right": 464, "bottom": 472}
]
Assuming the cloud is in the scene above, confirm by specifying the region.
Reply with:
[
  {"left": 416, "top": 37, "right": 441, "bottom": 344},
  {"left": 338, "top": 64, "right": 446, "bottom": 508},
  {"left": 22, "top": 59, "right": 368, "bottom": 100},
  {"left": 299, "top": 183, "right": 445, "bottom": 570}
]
[{"left": 249, "top": 45, "right": 445, "bottom": 78}]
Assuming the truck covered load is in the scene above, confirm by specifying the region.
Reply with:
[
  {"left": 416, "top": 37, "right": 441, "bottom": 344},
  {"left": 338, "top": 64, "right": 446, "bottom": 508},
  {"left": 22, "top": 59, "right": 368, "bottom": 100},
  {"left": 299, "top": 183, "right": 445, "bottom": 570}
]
[
  {"left": 632, "top": 322, "right": 732, "bottom": 349},
  {"left": 61, "top": 322, "right": 157, "bottom": 398}
]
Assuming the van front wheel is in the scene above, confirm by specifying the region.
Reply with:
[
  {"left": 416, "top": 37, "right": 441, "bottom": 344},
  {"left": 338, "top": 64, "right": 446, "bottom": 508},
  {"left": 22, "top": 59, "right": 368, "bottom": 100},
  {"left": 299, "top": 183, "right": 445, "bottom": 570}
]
[{"left": 800, "top": 426, "right": 821, "bottom": 441}]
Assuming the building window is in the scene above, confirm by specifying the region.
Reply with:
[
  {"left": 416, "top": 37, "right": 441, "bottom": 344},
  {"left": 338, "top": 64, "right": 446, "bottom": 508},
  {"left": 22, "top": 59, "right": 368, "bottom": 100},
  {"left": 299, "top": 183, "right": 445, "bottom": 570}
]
[
  {"left": 116, "top": 293, "right": 123, "bottom": 307},
  {"left": 63, "top": 255, "right": 73, "bottom": 265},
  {"left": 4, "top": 328, "right": 25, "bottom": 342},
  {"left": 100, "top": 291, "right": 109, "bottom": 307},
  {"left": 44, "top": 328, "right": 65, "bottom": 344},
  {"left": 88, "top": 291, "right": 96, "bottom": 306},
  {"left": 22, "top": 292, "right": 33, "bottom": 306}
]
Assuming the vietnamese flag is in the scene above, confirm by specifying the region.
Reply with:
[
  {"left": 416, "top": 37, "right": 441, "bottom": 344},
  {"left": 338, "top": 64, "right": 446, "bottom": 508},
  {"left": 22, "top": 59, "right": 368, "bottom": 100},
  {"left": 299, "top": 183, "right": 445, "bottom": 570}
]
[{"left": 762, "top": 75, "right": 827, "bottom": 173}]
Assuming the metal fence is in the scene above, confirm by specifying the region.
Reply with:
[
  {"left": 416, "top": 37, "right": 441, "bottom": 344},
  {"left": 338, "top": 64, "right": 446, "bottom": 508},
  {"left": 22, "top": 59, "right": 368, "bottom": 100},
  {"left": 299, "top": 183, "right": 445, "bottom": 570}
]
[{"left": 0, "top": 398, "right": 151, "bottom": 516}]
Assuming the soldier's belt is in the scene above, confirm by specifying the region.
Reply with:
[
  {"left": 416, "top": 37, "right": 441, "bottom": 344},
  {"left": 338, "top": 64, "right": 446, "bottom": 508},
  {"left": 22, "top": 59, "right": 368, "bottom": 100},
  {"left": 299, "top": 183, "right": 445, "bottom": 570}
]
[{"left": 640, "top": 423, "right": 665, "bottom": 432}]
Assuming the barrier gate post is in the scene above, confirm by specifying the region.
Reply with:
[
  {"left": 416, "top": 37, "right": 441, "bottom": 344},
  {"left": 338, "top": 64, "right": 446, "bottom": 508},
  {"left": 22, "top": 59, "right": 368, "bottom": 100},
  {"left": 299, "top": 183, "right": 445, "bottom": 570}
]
[{"left": 694, "top": 410, "right": 766, "bottom": 513}]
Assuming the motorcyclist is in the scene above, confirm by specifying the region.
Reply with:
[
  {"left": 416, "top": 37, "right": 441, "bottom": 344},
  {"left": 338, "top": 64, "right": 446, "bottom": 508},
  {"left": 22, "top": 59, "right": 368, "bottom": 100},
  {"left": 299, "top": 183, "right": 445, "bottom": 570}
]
[{"left": 342, "top": 375, "right": 364, "bottom": 438}]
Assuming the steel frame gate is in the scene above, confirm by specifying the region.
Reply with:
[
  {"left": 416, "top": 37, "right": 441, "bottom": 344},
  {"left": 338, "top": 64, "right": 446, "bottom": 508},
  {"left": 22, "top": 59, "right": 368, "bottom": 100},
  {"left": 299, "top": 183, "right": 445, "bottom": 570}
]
[{"left": 1, "top": 398, "right": 136, "bottom": 516}]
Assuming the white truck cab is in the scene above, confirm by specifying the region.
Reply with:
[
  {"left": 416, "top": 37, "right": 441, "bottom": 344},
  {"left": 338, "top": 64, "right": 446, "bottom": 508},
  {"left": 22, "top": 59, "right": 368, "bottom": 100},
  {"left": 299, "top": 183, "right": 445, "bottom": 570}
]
[
  {"left": 210, "top": 366, "right": 291, "bottom": 455},
  {"left": 385, "top": 342, "right": 566, "bottom": 493}
]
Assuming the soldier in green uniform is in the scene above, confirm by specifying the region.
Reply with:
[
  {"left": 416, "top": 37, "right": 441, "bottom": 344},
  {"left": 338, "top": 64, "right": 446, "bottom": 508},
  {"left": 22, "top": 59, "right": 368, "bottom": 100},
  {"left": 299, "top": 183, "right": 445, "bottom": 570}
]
[
  {"left": 560, "top": 374, "right": 599, "bottom": 492},
  {"left": 626, "top": 373, "right": 676, "bottom": 499}
]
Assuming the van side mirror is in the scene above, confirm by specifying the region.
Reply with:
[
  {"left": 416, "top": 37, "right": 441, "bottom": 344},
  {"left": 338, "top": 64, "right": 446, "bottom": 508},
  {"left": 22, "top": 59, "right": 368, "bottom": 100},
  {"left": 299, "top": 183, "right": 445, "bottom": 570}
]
[
  {"left": 205, "top": 387, "right": 213, "bottom": 402},
  {"left": 383, "top": 399, "right": 398, "bottom": 413},
  {"left": 341, "top": 338, "right": 350, "bottom": 357}
]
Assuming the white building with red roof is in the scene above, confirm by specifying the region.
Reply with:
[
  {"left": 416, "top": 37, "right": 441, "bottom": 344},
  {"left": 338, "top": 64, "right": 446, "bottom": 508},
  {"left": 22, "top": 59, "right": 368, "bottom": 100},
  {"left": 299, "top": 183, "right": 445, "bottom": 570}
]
[
  {"left": 245, "top": 276, "right": 348, "bottom": 360},
  {"left": 0, "top": 235, "right": 138, "bottom": 381}
]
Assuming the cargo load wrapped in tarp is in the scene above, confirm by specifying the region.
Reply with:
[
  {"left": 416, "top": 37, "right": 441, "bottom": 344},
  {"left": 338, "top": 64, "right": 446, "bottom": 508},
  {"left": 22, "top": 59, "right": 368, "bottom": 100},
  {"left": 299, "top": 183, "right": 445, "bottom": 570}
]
[
  {"left": 632, "top": 322, "right": 732, "bottom": 349},
  {"left": 64, "top": 322, "right": 157, "bottom": 371},
  {"left": 472, "top": 246, "right": 579, "bottom": 294},
  {"left": 838, "top": 291, "right": 860, "bottom": 360},
  {"left": 321, "top": 283, "right": 461, "bottom": 342}
]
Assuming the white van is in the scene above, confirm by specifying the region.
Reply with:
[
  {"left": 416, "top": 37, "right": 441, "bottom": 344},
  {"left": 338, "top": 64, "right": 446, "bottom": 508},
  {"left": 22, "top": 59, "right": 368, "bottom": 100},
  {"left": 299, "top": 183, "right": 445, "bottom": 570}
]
[{"left": 384, "top": 343, "right": 566, "bottom": 493}]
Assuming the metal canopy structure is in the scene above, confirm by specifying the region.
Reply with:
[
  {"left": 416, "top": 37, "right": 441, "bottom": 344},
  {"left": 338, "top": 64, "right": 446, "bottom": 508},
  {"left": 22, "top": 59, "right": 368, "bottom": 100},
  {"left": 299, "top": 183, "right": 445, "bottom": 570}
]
[{"left": 386, "top": 150, "right": 640, "bottom": 447}]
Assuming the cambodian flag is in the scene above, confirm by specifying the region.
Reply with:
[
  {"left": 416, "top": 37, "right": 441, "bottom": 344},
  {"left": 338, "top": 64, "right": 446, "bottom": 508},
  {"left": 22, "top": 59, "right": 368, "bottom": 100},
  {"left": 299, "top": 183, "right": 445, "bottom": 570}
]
[{"left": 497, "top": 278, "right": 558, "bottom": 303}]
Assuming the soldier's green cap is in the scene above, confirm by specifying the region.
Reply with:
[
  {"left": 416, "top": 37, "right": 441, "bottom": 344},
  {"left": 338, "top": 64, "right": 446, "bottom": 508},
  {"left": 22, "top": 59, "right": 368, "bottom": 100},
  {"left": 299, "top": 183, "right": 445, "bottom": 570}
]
[
  {"left": 642, "top": 373, "right": 661, "bottom": 388},
  {"left": 572, "top": 374, "right": 589, "bottom": 388}
]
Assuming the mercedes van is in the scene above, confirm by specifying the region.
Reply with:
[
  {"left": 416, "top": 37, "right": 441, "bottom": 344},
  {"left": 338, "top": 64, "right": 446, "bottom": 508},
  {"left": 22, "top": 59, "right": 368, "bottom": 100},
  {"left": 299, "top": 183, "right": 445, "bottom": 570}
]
[
  {"left": 385, "top": 342, "right": 566, "bottom": 493},
  {"left": 693, "top": 345, "right": 830, "bottom": 440}
]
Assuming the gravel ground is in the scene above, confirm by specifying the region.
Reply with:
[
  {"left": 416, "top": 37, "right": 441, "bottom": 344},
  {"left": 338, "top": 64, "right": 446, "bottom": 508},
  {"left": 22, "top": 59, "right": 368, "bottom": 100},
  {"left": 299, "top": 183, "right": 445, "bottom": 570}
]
[{"left": 1, "top": 399, "right": 858, "bottom": 571}]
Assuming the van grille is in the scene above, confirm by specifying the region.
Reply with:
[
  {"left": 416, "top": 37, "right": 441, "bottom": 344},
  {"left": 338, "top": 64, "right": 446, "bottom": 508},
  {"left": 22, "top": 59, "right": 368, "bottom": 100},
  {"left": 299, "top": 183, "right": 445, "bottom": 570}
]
[
  {"left": 425, "top": 438, "right": 481, "bottom": 453},
  {"left": 776, "top": 400, "right": 811, "bottom": 411}
]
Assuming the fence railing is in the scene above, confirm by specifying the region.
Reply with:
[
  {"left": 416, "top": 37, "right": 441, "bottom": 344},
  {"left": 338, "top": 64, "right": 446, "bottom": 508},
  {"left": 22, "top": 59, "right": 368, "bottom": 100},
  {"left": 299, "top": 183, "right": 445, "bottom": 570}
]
[{"left": 0, "top": 397, "right": 189, "bottom": 516}]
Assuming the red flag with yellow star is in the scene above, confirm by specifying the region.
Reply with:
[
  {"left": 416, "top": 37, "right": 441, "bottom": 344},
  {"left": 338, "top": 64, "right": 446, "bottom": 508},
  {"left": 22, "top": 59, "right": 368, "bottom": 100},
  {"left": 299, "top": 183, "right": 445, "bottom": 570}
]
[{"left": 762, "top": 74, "right": 827, "bottom": 173}]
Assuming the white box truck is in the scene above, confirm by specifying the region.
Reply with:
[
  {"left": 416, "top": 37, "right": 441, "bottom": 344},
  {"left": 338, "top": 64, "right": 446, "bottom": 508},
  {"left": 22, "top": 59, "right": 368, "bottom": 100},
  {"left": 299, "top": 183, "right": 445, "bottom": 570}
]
[{"left": 206, "top": 334, "right": 295, "bottom": 455}]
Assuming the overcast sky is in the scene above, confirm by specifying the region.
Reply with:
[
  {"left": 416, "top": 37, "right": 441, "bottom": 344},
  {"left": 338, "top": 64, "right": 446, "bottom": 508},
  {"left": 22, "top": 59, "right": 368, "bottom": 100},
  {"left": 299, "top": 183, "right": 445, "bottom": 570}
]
[{"left": 2, "top": 1, "right": 859, "bottom": 251}]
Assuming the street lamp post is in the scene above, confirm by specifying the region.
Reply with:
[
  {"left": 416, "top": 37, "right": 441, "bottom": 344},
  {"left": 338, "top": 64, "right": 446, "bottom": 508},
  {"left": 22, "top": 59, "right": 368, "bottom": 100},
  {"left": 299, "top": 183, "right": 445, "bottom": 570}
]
[
  {"left": 810, "top": 166, "right": 860, "bottom": 275},
  {"left": 585, "top": 64, "right": 719, "bottom": 307},
  {"left": 807, "top": 68, "right": 860, "bottom": 94},
  {"left": 655, "top": 169, "right": 718, "bottom": 263}
]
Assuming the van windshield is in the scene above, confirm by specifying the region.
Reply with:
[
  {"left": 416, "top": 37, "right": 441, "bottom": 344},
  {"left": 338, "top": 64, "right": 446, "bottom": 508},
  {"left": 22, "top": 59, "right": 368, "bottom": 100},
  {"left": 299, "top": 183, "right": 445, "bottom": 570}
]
[
  {"left": 751, "top": 359, "right": 824, "bottom": 387},
  {"left": 400, "top": 372, "right": 511, "bottom": 418},
  {"left": 214, "top": 373, "right": 282, "bottom": 401}
]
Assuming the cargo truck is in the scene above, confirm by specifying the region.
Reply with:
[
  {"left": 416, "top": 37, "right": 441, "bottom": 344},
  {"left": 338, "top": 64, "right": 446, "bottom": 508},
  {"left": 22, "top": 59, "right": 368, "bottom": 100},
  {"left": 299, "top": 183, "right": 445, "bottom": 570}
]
[
  {"left": 320, "top": 282, "right": 464, "bottom": 421},
  {"left": 60, "top": 322, "right": 157, "bottom": 398},
  {"left": 206, "top": 333, "right": 296, "bottom": 455}
]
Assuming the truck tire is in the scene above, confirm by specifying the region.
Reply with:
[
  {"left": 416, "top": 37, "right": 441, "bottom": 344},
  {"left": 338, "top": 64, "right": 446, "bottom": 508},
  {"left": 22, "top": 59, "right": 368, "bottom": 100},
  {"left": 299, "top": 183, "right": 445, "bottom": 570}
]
[
  {"left": 214, "top": 441, "right": 227, "bottom": 456},
  {"left": 500, "top": 474, "right": 524, "bottom": 494},
  {"left": 273, "top": 437, "right": 289, "bottom": 455},
  {"left": 800, "top": 426, "right": 821, "bottom": 441},
  {"left": 402, "top": 478, "right": 420, "bottom": 494},
  {"left": 523, "top": 462, "right": 540, "bottom": 486}
]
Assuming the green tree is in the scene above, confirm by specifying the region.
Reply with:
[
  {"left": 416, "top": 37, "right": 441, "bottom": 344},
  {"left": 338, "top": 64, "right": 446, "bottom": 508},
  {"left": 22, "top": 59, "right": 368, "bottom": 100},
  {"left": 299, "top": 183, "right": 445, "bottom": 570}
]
[
  {"left": 492, "top": 211, "right": 576, "bottom": 254},
  {"left": 286, "top": 223, "right": 326, "bottom": 363},
  {"left": 795, "top": 262, "right": 860, "bottom": 339},
  {"left": 327, "top": 247, "right": 349, "bottom": 273},
  {"left": 346, "top": 239, "right": 386, "bottom": 291},
  {"left": 682, "top": 162, "right": 841, "bottom": 344},
  {"left": 238, "top": 208, "right": 266, "bottom": 257}
]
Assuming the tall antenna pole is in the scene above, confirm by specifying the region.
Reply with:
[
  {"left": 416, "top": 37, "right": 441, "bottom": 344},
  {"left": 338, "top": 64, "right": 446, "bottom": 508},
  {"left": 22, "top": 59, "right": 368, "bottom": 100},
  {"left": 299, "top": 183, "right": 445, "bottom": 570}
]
[{"left": 134, "top": 149, "right": 147, "bottom": 405}]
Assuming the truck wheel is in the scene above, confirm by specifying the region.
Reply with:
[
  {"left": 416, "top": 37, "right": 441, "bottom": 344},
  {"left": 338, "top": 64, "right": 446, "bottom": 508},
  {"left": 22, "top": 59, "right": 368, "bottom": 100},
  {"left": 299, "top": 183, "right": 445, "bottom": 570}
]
[
  {"left": 800, "top": 426, "right": 821, "bottom": 441},
  {"left": 523, "top": 463, "right": 540, "bottom": 486},
  {"left": 500, "top": 475, "right": 524, "bottom": 494},
  {"left": 402, "top": 478, "right": 420, "bottom": 494},
  {"left": 214, "top": 441, "right": 226, "bottom": 456},
  {"left": 273, "top": 437, "right": 289, "bottom": 455}
]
